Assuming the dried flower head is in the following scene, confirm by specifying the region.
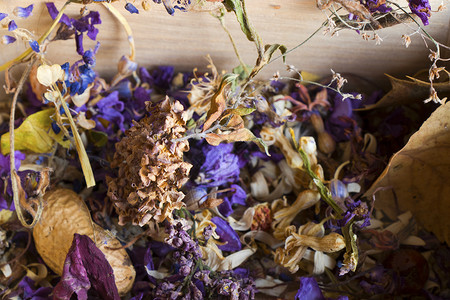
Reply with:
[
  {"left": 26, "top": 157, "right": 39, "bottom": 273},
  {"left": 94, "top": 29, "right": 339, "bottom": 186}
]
[{"left": 107, "top": 97, "right": 192, "bottom": 226}]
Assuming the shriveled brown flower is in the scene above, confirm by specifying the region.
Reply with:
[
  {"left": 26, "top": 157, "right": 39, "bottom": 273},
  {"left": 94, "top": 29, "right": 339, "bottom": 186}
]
[{"left": 107, "top": 97, "right": 192, "bottom": 226}]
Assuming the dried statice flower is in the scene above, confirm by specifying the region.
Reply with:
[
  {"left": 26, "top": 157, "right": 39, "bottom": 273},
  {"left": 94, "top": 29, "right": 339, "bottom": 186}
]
[{"left": 107, "top": 98, "right": 192, "bottom": 226}]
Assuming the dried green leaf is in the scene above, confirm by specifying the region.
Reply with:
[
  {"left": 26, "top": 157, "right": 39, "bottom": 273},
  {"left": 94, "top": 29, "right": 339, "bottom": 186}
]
[
  {"left": 223, "top": 0, "right": 254, "bottom": 42},
  {"left": 1, "top": 108, "right": 70, "bottom": 155},
  {"left": 366, "top": 101, "right": 450, "bottom": 244},
  {"left": 360, "top": 74, "right": 450, "bottom": 110},
  {"left": 206, "top": 128, "right": 269, "bottom": 155}
]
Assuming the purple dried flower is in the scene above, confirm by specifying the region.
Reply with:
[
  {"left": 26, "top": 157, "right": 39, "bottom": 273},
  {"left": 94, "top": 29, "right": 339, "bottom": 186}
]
[
  {"left": 45, "top": 2, "right": 71, "bottom": 26},
  {"left": 211, "top": 217, "right": 242, "bottom": 252},
  {"left": 13, "top": 4, "right": 34, "bottom": 18},
  {"left": 362, "top": 0, "right": 392, "bottom": 13},
  {"left": 8, "top": 20, "right": 18, "bottom": 31},
  {"left": 0, "top": 13, "right": 8, "bottom": 21},
  {"left": 15, "top": 276, "right": 52, "bottom": 299},
  {"left": 165, "top": 221, "right": 202, "bottom": 258},
  {"left": 198, "top": 143, "right": 240, "bottom": 187},
  {"left": 2, "top": 35, "right": 16, "bottom": 44},
  {"left": 29, "top": 40, "right": 40, "bottom": 52},
  {"left": 295, "top": 277, "right": 348, "bottom": 300},
  {"left": 339, "top": 200, "right": 371, "bottom": 228},
  {"left": 53, "top": 234, "right": 120, "bottom": 300},
  {"left": 82, "top": 49, "right": 96, "bottom": 66},
  {"left": 408, "top": 0, "right": 431, "bottom": 26},
  {"left": 125, "top": 3, "right": 140, "bottom": 14}
]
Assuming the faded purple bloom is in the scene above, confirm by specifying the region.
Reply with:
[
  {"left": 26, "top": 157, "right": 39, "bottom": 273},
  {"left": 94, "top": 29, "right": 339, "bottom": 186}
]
[
  {"left": 165, "top": 220, "right": 202, "bottom": 258},
  {"left": 8, "top": 20, "right": 17, "bottom": 31},
  {"left": 295, "top": 277, "right": 324, "bottom": 300},
  {"left": 198, "top": 143, "right": 240, "bottom": 187},
  {"left": 230, "top": 184, "right": 247, "bottom": 206},
  {"left": 53, "top": 234, "right": 120, "bottom": 300},
  {"left": 13, "top": 4, "right": 34, "bottom": 18},
  {"left": 29, "top": 40, "right": 40, "bottom": 52},
  {"left": 82, "top": 49, "right": 96, "bottom": 66},
  {"left": 125, "top": 3, "right": 139, "bottom": 14},
  {"left": 94, "top": 91, "right": 125, "bottom": 132},
  {"left": 211, "top": 217, "right": 242, "bottom": 252},
  {"left": 152, "top": 66, "right": 175, "bottom": 90},
  {"left": 15, "top": 276, "right": 52, "bottom": 300},
  {"left": 0, "top": 13, "right": 7, "bottom": 21},
  {"left": 2, "top": 35, "right": 16, "bottom": 44},
  {"left": 339, "top": 200, "right": 370, "bottom": 228},
  {"left": 408, "top": 0, "right": 431, "bottom": 26},
  {"left": 362, "top": 0, "right": 392, "bottom": 13}
]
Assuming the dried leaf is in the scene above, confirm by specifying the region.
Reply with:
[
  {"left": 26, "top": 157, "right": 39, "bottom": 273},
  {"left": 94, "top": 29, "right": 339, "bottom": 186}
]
[
  {"left": 223, "top": 0, "right": 254, "bottom": 42},
  {"left": 250, "top": 43, "right": 287, "bottom": 78},
  {"left": 205, "top": 128, "right": 269, "bottom": 155},
  {"left": 76, "top": 112, "right": 96, "bottom": 130},
  {"left": 1, "top": 108, "right": 70, "bottom": 155},
  {"left": 360, "top": 75, "right": 450, "bottom": 110},
  {"left": 202, "top": 81, "right": 228, "bottom": 132},
  {"left": 366, "top": 101, "right": 450, "bottom": 244}
]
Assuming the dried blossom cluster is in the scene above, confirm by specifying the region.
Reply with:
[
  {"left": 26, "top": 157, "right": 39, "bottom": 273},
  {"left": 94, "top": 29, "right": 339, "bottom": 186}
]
[{"left": 107, "top": 98, "right": 192, "bottom": 226}]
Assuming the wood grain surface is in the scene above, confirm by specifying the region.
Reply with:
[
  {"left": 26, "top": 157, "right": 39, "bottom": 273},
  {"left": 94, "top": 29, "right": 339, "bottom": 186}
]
[{"left": 0, "top": 0, "right": 449, "bottom": 92}]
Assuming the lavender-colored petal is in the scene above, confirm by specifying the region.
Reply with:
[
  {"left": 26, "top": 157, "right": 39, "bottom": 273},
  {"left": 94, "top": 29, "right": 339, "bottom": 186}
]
[
  {"left": 29, "top": 40, "right": 40, "bottom": 52},
  {"left": 17, "top": 276, "right": 52, "bottom": 300},
  {"left": 211, "top": 217, "right": 242, "bottom": 252},
  {"left": 295, "top": 277, "right": 325, "bottom": 300},
  {"left": 218, "top": 198, "right": 233, "bottom": 217},
  {"left": 8, "top": 20, "right": 18, "bottom": 31},
  {"left": 230, "top": 184, "right": 247, "bottom": 206},
  {"left": 125, "top": 3, "right": 140, "bottom": 14},
  {"left": 53, "top": 234, "right": 120, "bottom": 300},
  {"left": 2, "top": 35, "right": 17, "bottom": 44},
  {"left": 13, "top": 4, "right": 34, "bottom": 18},
  {"left": 0, "top": 13, "right": 7, "bottom": 21}
]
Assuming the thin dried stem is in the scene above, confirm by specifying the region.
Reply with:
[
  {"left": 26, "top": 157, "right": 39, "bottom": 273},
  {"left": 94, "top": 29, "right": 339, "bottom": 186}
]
[{"left": 9, "top": 59, "right": 42, "bottom": 228}]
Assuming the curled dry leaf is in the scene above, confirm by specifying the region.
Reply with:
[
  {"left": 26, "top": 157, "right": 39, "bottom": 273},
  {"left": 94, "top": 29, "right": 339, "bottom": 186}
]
[
  {"left": 359, "top": 75, "right": 450, "bottom": 110},
  {"left": 202, "top": 80, "right": 227, "bottom": 132},
  {"left": 366, "top": 101, "right": 450, "bottom": 244}
]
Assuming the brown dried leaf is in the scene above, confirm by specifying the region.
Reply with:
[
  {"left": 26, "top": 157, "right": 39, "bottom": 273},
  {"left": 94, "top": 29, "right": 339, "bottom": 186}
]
[
  {"left": 366, "top": 101, "right": 450, "bottom": 244},
  {"left": 202, "top": 81, "right": 228, "bottom": 132},
  {"left": 360, "top": 75, "right": 450, "bottom": 110}
]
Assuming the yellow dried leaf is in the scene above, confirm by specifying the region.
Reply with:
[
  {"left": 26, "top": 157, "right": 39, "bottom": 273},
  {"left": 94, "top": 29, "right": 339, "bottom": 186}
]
[
  {"left": 366, "top": 101, "right": 450, "bottom": 244},
  {"left": 1, "top": 109, "right": 71, "bottom": 155}
]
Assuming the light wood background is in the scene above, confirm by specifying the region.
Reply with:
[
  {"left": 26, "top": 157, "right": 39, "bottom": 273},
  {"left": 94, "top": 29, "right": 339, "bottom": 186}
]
[{"left": 0, "top": 0, "right": 449, "bottom": 92}]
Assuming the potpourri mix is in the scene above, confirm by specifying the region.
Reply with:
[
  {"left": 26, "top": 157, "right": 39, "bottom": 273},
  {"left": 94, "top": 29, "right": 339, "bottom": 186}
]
[{"left": 0, "top": 1, "right": 449, "bottom": 299}]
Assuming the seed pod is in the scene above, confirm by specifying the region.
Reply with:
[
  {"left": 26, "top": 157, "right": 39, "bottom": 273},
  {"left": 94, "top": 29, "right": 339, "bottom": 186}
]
[
  {"left": 310, "top": 113, "right": 336, "bottom": 154},
  {"left": 33, "top": 189, "right": 135, "bottom": 295}
]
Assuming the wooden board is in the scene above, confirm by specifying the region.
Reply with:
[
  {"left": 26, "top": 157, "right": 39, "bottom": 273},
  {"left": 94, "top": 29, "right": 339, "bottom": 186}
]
[{"left": 0, "top": 0, "right": 449, "bottom": 93}]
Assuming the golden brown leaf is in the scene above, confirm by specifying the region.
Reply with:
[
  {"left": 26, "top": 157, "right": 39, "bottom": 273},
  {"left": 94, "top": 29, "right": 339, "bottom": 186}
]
[
  {"left": 366, "top": 101, "right": 450, "bottom": 244},
  {"left": 202, "top": 81, "right": 228, "bottom": 132}
]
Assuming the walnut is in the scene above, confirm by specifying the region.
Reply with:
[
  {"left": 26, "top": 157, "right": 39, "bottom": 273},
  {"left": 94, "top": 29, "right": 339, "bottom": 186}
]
[{"left": 107, "top": 97, "right": 192, "bottom": 226}]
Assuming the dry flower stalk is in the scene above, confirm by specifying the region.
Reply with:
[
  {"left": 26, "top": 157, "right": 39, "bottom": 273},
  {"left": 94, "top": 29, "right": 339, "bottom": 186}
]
[
  {"left": 107, "top": 97, "right": 192, "bottom": 226},
  {"left": 275, "top": 222, "right": 345, "bottom": 273}
]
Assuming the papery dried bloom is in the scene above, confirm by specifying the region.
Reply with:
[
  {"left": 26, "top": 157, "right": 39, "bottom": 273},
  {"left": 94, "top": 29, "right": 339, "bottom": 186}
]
[{"left": 107, "top": 97, "right": 192, "bottom": 226}]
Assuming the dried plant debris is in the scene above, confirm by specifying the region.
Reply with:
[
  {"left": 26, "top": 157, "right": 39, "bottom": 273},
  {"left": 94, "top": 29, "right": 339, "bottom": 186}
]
[
  {"left": 0, "top": 1, "right": 449, "bottom": 300},
  {"left": 107, "top": 98, "right": 192, "bottom": 226}
]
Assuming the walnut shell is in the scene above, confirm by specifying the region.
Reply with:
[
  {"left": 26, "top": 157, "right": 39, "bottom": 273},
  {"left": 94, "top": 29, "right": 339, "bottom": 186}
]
[{"left": 33, "top": 189, "right": 135, "bottom": 295}]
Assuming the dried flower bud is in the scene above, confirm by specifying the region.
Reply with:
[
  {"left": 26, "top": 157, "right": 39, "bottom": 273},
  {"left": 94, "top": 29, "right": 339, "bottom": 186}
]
[
  {"left": 310, "top": 114, "right": 336, "bottom": 154},
  {"left": 107, "top": 97, "right": 192, "bottom": 226},
  {"left": 117, "top": 55, "right": 138, "bottom": 76}
]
